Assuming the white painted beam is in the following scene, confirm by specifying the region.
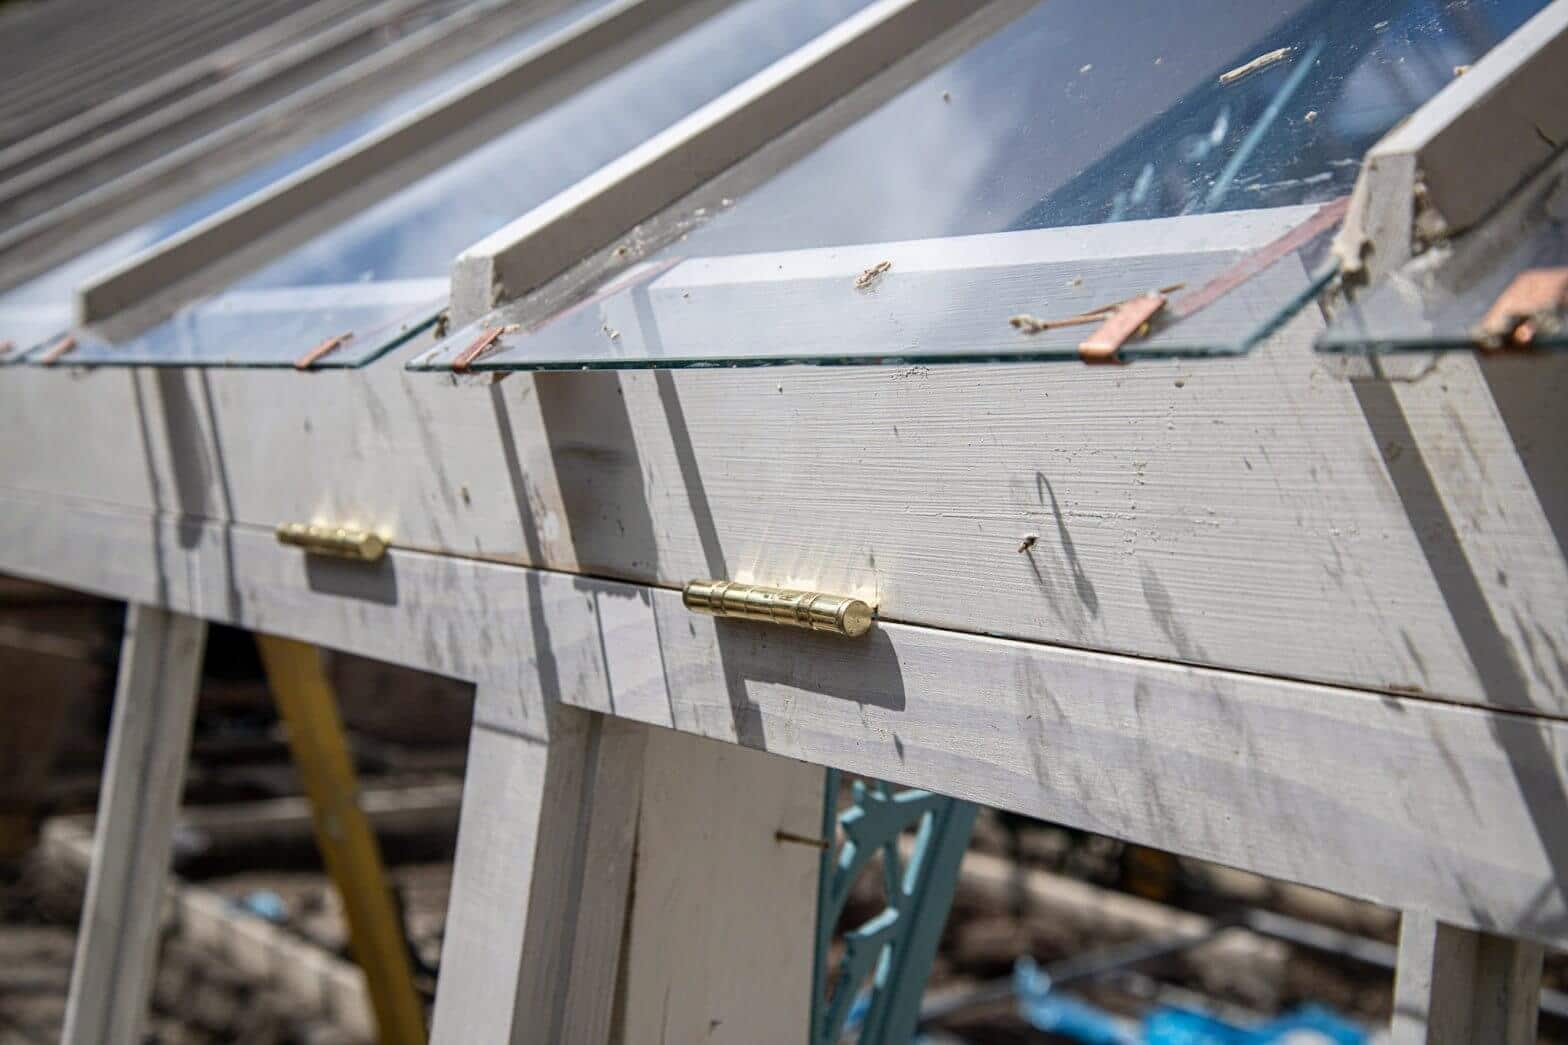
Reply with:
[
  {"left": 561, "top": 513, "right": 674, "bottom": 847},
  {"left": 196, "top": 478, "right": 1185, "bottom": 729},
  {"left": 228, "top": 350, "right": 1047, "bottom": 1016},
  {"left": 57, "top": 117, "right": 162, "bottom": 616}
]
[
  {"left": 3, "top": 491, "right": 1567, "bottom": 950},
  {"left": 615, "top": 728, "right": 821, "bottom": 1044},
  {"left": 432, "top": 697, "right": 646, "bottom": 1045},
  {"left": 8, "top": 298, "right": 1560, "bottom": 713},
  {"left": 62, "top": 604, "right": 207, "bottom": 1045},
  {"left": 1393, "top": 913, "right": 1544, "bottom": 1044}
]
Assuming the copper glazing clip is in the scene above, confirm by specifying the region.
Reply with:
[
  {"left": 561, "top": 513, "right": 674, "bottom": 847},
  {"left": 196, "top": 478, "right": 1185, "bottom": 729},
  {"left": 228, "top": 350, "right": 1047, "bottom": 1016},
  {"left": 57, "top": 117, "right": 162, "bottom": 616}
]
[
  {"left": 37, "top": 334, "right": 78, "bottom": 365},
  {"left": 452, "top": 325, "right": 514, "bottom": 372},
  {"left": 1477, "top": 267, "right": 1568, "bottom": 350},
  {"left": 1078, "top": 293, "right": 1168, "bottom": 363},
  {"left": 294, "top": 331, "right": 355, "bottom": 370}
]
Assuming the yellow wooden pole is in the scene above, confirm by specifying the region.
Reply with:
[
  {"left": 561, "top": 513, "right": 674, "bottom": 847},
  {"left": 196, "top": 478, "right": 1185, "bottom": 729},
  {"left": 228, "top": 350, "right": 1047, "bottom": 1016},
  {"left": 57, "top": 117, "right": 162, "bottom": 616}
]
[{"left": 255, "top": 634, "right": 427, "bottom": 1045}]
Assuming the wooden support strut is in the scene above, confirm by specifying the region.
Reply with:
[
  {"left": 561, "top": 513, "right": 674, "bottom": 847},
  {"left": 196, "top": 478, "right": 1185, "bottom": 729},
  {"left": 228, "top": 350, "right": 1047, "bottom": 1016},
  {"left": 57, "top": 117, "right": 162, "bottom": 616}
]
[
  {"left": 1392, "top": 912, "right": 1544, "bottom": 1044},
  {"left": 254, "top": 634, "right": 427, "bottom": 1045},
  {"left": 64, "top": 605, "right": 207, "bottom": 1045}
]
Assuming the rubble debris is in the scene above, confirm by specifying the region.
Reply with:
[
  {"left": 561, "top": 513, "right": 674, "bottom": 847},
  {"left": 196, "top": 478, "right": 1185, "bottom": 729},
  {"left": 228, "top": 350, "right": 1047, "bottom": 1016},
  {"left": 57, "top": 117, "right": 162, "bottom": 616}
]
[
  {"left": 854, "top": 260, "right": 892, "bottom": 290},
  {"left": 1219, "top": 46, "right": 1294, "bottom": 85}
]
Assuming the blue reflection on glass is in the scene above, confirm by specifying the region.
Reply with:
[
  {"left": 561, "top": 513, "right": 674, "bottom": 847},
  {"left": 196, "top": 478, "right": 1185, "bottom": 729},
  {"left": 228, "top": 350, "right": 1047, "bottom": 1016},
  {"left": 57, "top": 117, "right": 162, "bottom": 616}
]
[
  {"left": 438, "top": 0, "right": 1545, "bottom": 373},
  {"left": 675, "top": 0, "right": 1543, "bottom": 255},
  {"left": 0, "top": 0, "right": 614, "bottom": 357},
  {"left": 54, "top": 0, "right": 876, "bottom": 367}
]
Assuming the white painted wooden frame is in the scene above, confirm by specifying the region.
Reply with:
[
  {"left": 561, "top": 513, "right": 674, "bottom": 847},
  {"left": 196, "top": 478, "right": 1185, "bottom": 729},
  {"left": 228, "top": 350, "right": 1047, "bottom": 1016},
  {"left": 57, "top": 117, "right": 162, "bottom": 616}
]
[
  {"left": 3, "top": 489, "right": 1566, "bottom": 954},
  {"left": 74, "top": 0, "right": 741, "bottom": 324},
  {"left": 1, "top": 3, "right": 1564, "bottom": 1038},
  {"left": 62, "top": 603, "right": 207, "bottom": 1045},
  {"left": 432, "top": 699, "right": 822, "bottom": 1045},
  {"left": 431, "top": 695, "right": 647, "bottom": 1043},
  {"left": 2, "top": 302, "right": 1563, "bottom": 713},
  {"left": 1393, "top": 913, "right": 1544, "bottom": 1044}
]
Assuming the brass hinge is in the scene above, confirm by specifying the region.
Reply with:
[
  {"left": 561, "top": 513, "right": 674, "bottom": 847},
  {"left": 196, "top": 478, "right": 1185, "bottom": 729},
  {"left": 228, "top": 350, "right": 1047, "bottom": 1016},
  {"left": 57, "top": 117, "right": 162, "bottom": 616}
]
[
  {"left": 683, "top": 580, "right": 874, "bottom": 638},
  {"left": 276, "top": 523, "right": 387, "bottom": 562}
]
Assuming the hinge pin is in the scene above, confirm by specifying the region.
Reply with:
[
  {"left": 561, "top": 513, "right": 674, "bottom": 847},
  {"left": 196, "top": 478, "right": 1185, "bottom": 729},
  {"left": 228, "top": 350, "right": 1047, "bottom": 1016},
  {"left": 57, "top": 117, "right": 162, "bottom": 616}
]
[
  {"left": 276, "top": 523, "right": 387, "bottom": 562},
  {"left": 682, "top": 579, "right": 874, "bottom": 638}
]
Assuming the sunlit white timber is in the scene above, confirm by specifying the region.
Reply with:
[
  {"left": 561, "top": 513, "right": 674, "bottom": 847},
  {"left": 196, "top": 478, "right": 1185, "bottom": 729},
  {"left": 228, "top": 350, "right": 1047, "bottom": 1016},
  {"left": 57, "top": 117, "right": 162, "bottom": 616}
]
[
  {"left": 3, "top": 490, "right": 1567, "bottom": 952},
  {"left": 2, "top": 287, "right": 1563, "bottom": 713},
  {"left": 615, "top": 728, "right": 821, "bottom": 1044}
]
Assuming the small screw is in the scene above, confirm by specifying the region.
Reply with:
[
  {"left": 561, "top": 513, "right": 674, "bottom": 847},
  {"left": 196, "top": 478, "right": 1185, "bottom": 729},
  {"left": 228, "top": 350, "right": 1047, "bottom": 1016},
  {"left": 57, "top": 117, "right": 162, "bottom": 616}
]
[{"left": 775, "top": 829, "right": 829, "bottom": 850}]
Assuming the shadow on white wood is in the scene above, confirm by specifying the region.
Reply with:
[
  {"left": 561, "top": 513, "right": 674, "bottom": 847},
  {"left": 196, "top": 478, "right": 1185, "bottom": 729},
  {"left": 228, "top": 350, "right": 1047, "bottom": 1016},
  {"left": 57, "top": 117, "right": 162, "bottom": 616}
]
[
  {"left": 431, "top": 696, "right": 645, "bottom": 1045},
  {"left": 1392, "top": 912, "right": 1543, "bottom": 1044},
  {"left": 5, "top": 497, "right": 1568, "bottom": 950},
  {"left": 615, "top": 727, "right": 822, "bottom": 1044}
]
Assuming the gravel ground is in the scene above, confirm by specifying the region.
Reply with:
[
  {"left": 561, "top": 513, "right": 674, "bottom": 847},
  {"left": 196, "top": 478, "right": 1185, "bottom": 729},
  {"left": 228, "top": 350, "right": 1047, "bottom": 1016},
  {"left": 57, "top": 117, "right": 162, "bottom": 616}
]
[{"left": 0, "top": 855, "right": 362, "bottom": 1045}]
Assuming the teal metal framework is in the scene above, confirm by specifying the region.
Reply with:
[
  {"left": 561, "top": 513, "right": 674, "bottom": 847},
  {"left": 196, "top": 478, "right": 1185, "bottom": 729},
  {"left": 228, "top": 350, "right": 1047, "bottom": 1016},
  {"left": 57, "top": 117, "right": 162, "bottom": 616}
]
[{"left": 811, "top": 769, "right": 978, "bottom": 1044}]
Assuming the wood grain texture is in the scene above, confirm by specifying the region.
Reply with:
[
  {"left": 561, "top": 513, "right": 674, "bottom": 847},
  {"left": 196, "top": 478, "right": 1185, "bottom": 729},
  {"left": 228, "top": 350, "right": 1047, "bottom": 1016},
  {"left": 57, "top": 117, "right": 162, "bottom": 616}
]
[
  {"left": 3, "top": 490, "right": 1568, "bottom": 946},
  {"left": 1392, "top": 913, "right": 1544, "bottom": 1044},
  {"left": 0, "top": 486, "right": 608, "bottom": 703},
  {"left": 63, "top": 603, "right": 207, "bottom": 1045},
  {"left": 1381, "top": 354, "right": 1568, "bottom": 715},
  {"left": 586, "top": 587, "right": 1568, "bottom": 949},
  {"left": 615, "top": 728, "right": 821, "bottom": 1045},
  {"left": 432, "top": 697, "right": 645, "bottom": 1045},
  {"left": 7, "top": 289, "right": 1563, "bottom": 713}
]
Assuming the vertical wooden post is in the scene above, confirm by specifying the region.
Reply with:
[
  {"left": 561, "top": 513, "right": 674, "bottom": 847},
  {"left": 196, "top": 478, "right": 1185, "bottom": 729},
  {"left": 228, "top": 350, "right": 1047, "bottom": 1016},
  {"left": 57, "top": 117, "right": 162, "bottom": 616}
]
[
  {"left": 255, "top": 634, "right": 427, "bottom": 1045},
  {"left": 431, "top": 696, "right": 647, "bottom": 1045},
  {"left": 63, "top": 604, "right": 206, "bottom": 1045},
  {"left": 614, "top": 729, "right": 824, "bottom": 1045},
  {"left": 1393, "top": 911, "right": 1544, "bottom": 1044}
]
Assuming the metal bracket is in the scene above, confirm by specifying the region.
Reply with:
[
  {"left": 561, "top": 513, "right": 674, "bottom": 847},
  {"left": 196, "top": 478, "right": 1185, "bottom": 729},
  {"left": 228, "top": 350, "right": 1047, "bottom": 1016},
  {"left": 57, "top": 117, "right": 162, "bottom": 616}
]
[{"left": 812, "top": 771, "right": 979, "bottom": 1044}]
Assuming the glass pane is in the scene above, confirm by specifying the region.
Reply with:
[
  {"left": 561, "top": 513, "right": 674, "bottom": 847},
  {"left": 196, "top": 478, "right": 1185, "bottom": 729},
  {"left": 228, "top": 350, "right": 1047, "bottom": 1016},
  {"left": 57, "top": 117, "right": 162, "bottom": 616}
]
[
  {"left": 422, "top": 0, "right": 1543, "bottom": 373},
  {"left": 36, "top": 0, "right": 877, "bottom": 369},
  {"left": 646, "top": 0, "right": 1543, "bottom": 252},
  {"left": 411, "top": 205, "right": 1337, "bottom": 372},
  {"left": 1317, "top": 177, "right": 1568, "bottom": 354},
  {"left": 0, "top": 0, "right": 615, "bottom": 361}
]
